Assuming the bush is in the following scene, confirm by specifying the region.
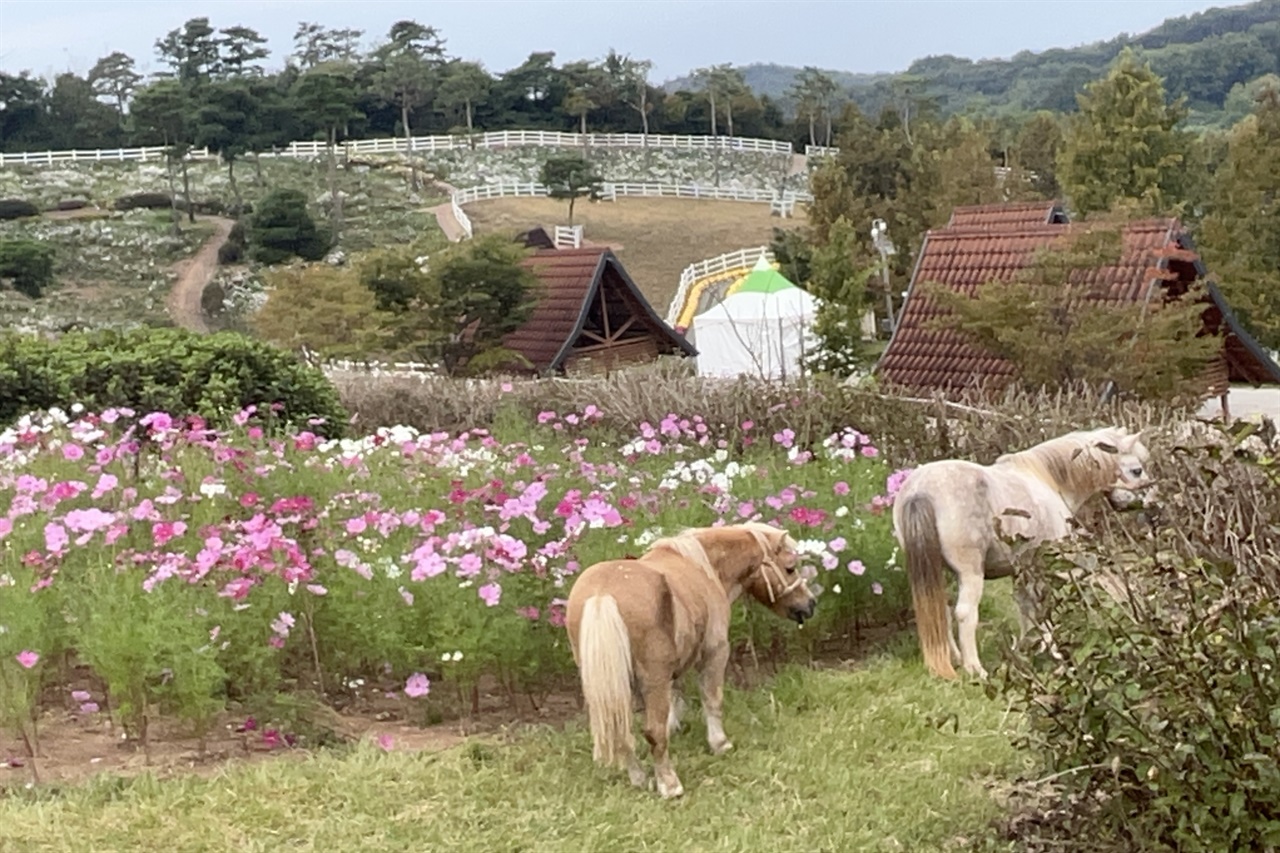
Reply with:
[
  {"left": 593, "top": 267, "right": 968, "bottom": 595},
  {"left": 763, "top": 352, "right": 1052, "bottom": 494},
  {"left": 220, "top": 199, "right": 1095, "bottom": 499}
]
[
  {"left": 248, "top": 188, "right": 330, "bottom": 265},
  {"left": 218, "top": 221, "right": 248, "bottom": 265},
  {"left": 0, "top": 198, "right": 40, "bottom": 220},
  {"left": 0, "top": 327, "right": 349, "bottom": 436},
  {"left": 989, "top": 427, "right": 1280, "bottom": 852},
  {"left": 55, "top": 197, "right": 90, "bottom": 211},
  {"left": 113, "top": 192, "right": 174, "bottom": 211},
  {"left": 0, "top": 239, "right": 56, "bottom": 298}
]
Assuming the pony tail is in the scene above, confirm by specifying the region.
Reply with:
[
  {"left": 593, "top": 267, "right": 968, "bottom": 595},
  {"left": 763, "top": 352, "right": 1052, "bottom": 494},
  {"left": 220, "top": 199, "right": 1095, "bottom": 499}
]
[
  {"left": 901, "top": 495, "right": 957, "bottom": 679},
  {"left": 577, "top": 595, "right": 636, "bottom": 766}
]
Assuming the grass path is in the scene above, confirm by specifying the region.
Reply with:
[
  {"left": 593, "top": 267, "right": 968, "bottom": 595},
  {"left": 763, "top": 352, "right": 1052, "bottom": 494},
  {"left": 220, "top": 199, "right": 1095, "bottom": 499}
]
[{"left": 0, "top": 641, "right": 1027, "bottom": 852}]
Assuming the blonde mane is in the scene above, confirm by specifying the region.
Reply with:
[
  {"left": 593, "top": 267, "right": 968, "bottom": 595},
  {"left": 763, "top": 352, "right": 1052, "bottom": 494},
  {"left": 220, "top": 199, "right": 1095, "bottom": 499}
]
[
  {"left": 648, "top": 522, "right": 792, "bottom": 586},
  {"left": 649, "top": 528, "right": 719, "bottom": 582},
  {"left": 994, "top": 428, "right": 1124, "bottom": 497}
]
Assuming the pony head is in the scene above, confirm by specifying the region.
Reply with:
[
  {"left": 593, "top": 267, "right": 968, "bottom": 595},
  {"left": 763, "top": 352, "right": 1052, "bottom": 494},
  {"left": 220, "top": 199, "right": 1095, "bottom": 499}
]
[
  {"left": 1092, "top": 426, "right": 1154, "bottom": 509},
  {"left": 737, "top": 523, "right": 818, "bottom": 625}
]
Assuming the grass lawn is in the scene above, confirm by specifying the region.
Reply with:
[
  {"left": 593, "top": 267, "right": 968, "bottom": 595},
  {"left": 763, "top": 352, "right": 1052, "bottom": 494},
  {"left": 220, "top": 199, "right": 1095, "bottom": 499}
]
[
  {"left": 464, "top": 197, "right": 808, "bottom": 314},
  {"left": 0, "top": 635, "right": 1027, "bottom": 852}
]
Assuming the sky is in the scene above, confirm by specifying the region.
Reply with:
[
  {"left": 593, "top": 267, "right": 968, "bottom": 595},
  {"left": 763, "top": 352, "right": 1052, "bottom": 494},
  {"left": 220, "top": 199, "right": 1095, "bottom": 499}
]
[{"left": 0, "top": 0, "right": 1244, "bottom": 84}]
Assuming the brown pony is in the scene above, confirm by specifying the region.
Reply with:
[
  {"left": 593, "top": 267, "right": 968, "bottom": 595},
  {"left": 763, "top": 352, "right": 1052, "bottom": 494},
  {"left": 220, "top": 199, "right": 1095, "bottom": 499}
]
[{"left": 566, "top": 522, "right": 816, "bottom": 799}]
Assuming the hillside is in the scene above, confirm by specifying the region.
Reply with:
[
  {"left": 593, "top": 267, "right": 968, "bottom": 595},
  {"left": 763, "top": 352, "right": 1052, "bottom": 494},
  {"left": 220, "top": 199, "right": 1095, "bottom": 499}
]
[{"left": 665, "top": 0, "right": 1280, "bottom": 128}]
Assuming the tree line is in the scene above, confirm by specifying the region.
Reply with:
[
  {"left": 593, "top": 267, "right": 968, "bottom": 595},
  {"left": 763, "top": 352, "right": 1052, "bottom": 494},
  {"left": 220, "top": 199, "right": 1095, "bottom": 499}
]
[{"left": 0, "top": 16, "right": 818, "bottom": 156}]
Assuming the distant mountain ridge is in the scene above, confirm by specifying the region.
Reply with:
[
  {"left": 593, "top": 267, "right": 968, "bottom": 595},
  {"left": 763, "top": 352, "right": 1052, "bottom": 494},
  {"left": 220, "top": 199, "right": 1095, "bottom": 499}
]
[{"left": 663, "top": 0, "right": 1280, "bottom": 127}]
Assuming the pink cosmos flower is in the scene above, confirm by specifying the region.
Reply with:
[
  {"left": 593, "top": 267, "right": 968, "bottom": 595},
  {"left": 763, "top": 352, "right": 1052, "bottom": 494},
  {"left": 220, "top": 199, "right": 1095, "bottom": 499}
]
[
  {"left": 516, "top": 606, "right": 540, "bottom": 621},
  {"left": 872, "top": 582, "right": 884, "bottom": 595},
  {"left": 736, "top": 501, "right": 756, "bottom": 519},
  {"left": 861, "top": 445, "right": 879, "bottom": 458},
  {"left": 152, "top": 520, "right": 187, "bottom": 548},
  {"left": 478, "top": 582, "right": 502, "bottom": 607},
  {"left": 44, "top": 522, "right": 68, "bottom": 554},
  {"left": 377, "top": 733, "right": 395, "bottom": 751},
  {"left": 848, "top": 560, "right": 866, "bottom": 576},
  {"left": 15, "top": 650, "right": 39, "bottom": 669},
  {"left": 62, "top": 443, "right": 84, "bottom": 461},
  {"left": 828, "top": 537, "right": 847, "bottom": 553},
  {"left": 833, "top": 481, "right": 850, "bottom": 496},
  {"left": 404, "top": 672, "right": 431, "bottom": 698}
]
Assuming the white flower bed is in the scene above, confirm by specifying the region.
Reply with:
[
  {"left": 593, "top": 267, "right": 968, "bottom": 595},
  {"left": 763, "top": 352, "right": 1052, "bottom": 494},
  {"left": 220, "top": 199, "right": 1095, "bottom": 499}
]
[{"left": 429, "top": 146, "right": 797, "bottom": 192}]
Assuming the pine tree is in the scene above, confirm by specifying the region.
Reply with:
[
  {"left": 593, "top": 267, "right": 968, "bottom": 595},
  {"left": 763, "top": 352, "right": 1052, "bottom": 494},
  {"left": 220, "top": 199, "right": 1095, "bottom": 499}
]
[{"left": 1057, "top": 49, "right": 1191, "bottom": 217}]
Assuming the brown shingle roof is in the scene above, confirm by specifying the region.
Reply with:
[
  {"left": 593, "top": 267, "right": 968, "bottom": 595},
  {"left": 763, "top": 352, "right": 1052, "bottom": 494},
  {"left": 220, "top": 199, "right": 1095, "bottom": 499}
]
[
  {"left": 876, "top": 211, "right": 1280, "bottom": 395},
  {"left": 947, "top": 200, "right": 1067, "bottom": 228},
  {"left": 506, "top": 247, "right": 696, "bottom": 374}
]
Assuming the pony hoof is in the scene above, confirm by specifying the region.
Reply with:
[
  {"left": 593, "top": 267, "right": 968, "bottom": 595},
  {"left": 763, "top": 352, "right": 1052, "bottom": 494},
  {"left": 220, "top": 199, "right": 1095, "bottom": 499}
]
[
  {"left": 658, "top": 780, "right": 684, "bottom": 799},
  {"left": 628, "top": 768, "right": 648, "bottom": 788},
  {"left": 710, "top": 739, "right": 733, "bottom": 755}
]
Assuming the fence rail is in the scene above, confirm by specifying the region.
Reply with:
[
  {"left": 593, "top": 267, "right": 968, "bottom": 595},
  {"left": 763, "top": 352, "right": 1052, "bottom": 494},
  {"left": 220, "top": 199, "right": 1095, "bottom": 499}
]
[
  {"left": 448, "top": 180, "right": 811, "bottom": 240},
  {"left": 1, "top": 130, "right": 798, "bottom": 168},
  {"left": 666, "top": 245, "right": 775, "bottom": 327}
]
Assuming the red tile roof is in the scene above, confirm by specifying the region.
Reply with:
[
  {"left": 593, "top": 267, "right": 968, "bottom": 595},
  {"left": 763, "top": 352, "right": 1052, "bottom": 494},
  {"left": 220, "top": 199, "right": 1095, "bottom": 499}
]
[
  {"left": 947, "top": 200, "right": 1066, "bottom": 228},
  {"left": 506, "top": 247, "right": 695, "bottom": 373},
  {"left": 875, "top": 209, "right": 1280, "bottom": 395}
]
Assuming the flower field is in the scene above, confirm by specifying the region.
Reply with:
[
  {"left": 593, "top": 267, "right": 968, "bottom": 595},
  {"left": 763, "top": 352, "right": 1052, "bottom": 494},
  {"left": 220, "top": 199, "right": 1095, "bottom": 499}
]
[{"left": 0, "top": 399, "right": 910, "bottom": 770}]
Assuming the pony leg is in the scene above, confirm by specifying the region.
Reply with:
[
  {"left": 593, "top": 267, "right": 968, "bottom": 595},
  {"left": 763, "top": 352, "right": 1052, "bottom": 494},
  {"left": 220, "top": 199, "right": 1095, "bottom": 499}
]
[
  {"left": 667, "top": 682, "right": 686, "bottom": 735},
  {"left": 953, "top": 563, "right": 987, "bottom": 678},
  {"left": 640, "top": 677, "right": 683, "bottom": 799},
  {"left": 945, "top": 608, "right": 962, "bottom": 666},
  {"left": 698, "top": 644, "right": 733, "bottom": 755}
]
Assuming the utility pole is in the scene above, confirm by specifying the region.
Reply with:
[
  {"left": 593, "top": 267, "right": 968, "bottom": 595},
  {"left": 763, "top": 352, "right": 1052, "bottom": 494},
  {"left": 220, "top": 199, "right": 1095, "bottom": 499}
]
[{"left": 871, "top": 218, "right": 897, "bottom": 335}]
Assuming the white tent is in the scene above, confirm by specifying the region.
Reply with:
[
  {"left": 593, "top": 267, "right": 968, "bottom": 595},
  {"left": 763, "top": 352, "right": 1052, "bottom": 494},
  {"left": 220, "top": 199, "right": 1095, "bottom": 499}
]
[{"left": 691, "top": 254, "right": 819, "bottom": 380}]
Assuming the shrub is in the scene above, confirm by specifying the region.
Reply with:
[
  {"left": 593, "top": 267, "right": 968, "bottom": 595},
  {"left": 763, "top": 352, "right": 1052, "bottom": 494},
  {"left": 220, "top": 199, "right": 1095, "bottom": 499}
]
[
  {"left": 248, "top": 188, "right": 330, "bottom": 265},
  {"left": 218, "top": 221, "right": 248, "bottom": 265},
  {"left": 113, "top": 192, "right": 174, "bottom": 211},
  {"left": 0, "top": 239, "right": 56, "bottom": 298},
  {"left": 0, "top": 198, "right": 40, "bottom": 220},
  {"left": 55, "top": 197, "right": 90, "bottom": 211},
  {"left": 989, "top": 427, "right": 1280, "bottom": 852},
  {"left": 0, "top": 327, "right": 349, "bottom": 436}
]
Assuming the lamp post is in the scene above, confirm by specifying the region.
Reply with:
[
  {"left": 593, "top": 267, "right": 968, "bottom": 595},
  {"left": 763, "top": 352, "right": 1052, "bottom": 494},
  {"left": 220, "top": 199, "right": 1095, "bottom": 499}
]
[{"left": 871, "top": 218, "right": 897, "bottom": 335}]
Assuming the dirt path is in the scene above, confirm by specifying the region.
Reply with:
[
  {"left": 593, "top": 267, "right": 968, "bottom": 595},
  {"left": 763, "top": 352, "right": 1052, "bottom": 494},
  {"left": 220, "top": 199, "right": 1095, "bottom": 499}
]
[
  {"left": 167, "top": 216, "right": 236, "bottom": 333},
  {"left": 428, "top": 180, "right": 469, "bottom": 242}
]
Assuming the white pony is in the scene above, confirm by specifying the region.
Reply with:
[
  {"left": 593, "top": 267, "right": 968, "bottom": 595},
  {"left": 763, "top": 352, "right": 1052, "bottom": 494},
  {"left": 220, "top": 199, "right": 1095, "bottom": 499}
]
[{"left": 892, "top": 425, "right": 1153, "bottom": 679}]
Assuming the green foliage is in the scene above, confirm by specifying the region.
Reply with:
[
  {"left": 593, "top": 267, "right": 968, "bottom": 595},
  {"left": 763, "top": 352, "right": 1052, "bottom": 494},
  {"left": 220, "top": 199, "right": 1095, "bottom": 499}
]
[
  {"left": 247, "top": 188, "right": 330, "bottom": 264},
  {"left": 801, "top": 216, "right": 877, "bottom": 376},
  {"left": 1196, "top": 83, "right": 1280, "bottom": 350},
  {"left": 992, "top": 435, "right": 1280, "bottom": 852},
  {"left": 405, "top": 234, "right": 541, "bottom": 375},
  {"left": 0, "top": 327, "right": 348, "bottom": 435},
  {"left": 538, "top": 154, "right": 604, "bottom": 225},
  {"left": 358, "top": 247, "right": 432, "bottom": 312},
  {"left": 0, "top": 239, "right": 56, "bottom": 298},
  {"left": 253, "top": 263, "right": 395, "bottom": 359},
  {"left": 67, "top": 558, "right": 228, "bottom": 746},
  {"left": 922, "top": 221, "right": 1220, "bottom": 402},
  {"left": 1057, "top": 49, "right": 1192, "bottom": 217},
  {"left": 113, "top": 191, "right": 173, "bottom": 211},
  {"left": 217, "top": 220, "right": 247, "bottom": 264},
  {"left": 0, "top": 198, "right": 40, "bottom": 220}
]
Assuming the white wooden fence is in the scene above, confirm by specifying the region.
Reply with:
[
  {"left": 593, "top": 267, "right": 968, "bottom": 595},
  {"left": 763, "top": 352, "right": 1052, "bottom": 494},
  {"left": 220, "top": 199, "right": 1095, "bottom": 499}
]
[
  {"left": 0, "top": 130, "right": 796, "bottom": 168},
  {"left": 448, "top": 181, "right": 811, "bottom": 239},
  {"left": 665, "top": 246, "right": 775, "bottom": 328},
  {"left": 553, "top": 225, "right": 583, "bottom": 249}
]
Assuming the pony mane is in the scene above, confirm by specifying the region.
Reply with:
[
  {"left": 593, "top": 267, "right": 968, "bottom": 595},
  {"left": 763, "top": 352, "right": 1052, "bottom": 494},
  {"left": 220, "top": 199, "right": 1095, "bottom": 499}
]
[
  {"left": 649, "top": 528, "right": 718, "bottom": 582},
  {"left": 994, "top": 427, "right": 1127, "bottom": 496},
  {"left": 648, "top": 523, "right": 787, "bottom": 581}
]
